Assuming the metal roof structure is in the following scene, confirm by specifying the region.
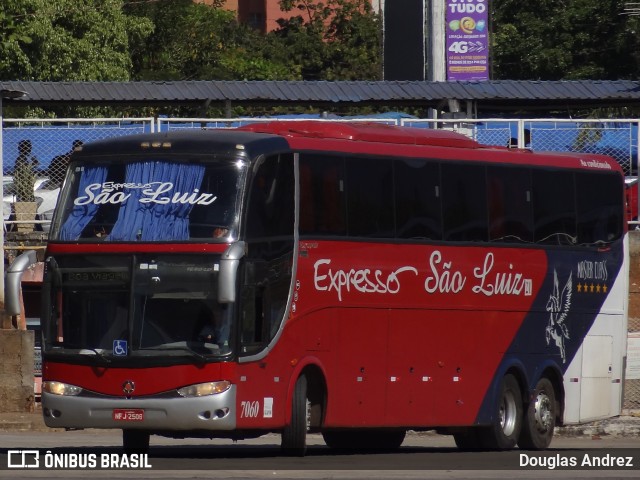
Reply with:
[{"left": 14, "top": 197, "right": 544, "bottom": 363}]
[{"left": 1, "top": 80, "right": 640, "bottom": 113}]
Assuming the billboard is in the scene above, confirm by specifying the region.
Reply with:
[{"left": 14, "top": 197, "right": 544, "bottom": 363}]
[{"left": 446, "top": 0, "right": 489, "bottom": 81}]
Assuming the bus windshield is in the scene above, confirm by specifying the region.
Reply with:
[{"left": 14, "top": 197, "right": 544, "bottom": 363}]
[
  {"left": 49, "top": 158, "right": 246, "bottom": 242},
  {"left": 43, "top": 254, "right": 232, "bottom": 362}
]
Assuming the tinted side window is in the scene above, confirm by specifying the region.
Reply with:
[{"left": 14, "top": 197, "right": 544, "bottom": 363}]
[
  {"left": 245, "top": 154, "right": 295, "bottom": 239},
  {"left": 299, "top": 154, "right": 346, "bottom": 236},
  {"left": 576, "top": 171, "right": 623, "bottom": 244},
  {"left": 242, "top": 154, "right": 295, "bottom": 357},
  {"left": 346, "top": 157, "right": 394, "bottom": 238},
  {"left": 395, "top": 159, "right": 442, "bottom": 240},
  {"left": 487, "top": 166, "right": 533, "bottom": 242},
  {"left": 441, "top": 163, "right": 487, "bottom": 242},
  {"left": 533, "top": 169, "right": 576, "bottom": 245}
]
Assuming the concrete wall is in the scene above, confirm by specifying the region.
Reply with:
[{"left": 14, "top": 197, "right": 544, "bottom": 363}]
[{"left": 0, "top": 329, "right": 34, "bottom": 412}]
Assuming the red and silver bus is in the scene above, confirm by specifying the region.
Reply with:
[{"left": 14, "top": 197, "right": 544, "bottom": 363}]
[{"left": 39, "top": 121, "right": 628, "bottom": 454}]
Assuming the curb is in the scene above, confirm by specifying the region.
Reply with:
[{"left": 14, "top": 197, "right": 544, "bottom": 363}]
[
  {"left": 0, "top": 412, "right": 47, "bottom": 432},
  {"left": 556, "top": 414, "right": 640, "bottom": 438}
]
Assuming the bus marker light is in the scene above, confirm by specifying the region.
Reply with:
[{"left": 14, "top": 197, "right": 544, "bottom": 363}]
[{"left": 290, "top": 358, "right": 298, "bottom": 366}]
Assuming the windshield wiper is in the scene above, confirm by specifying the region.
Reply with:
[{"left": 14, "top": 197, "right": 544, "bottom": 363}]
[
  {"left": 48, "top": 345, "right": 112, "bottom": 365},
  {"left": 137, "top": 344, "right": 209, "bottom": 363}
]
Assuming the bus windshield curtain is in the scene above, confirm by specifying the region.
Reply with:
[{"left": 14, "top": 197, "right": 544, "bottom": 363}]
[
  {"left": 58, "top": 166, "right": 108, "bottom": 240},
  {"left": 107, "top": 161, "right": 205, "bottom": 241}
]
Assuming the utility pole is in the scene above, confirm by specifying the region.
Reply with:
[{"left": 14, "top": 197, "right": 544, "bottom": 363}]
[{"left": 427, "top": 0, "right": 446, "bottom": 81}]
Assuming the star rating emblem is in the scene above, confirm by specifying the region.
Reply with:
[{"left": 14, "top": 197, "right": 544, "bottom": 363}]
[{"left": 576, "top": 282, "right": 607, "bottom": 293}]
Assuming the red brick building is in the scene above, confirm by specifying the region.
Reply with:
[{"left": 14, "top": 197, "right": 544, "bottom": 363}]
[{"left": 197, "top": 0, "right": 379, "bottom": 33}]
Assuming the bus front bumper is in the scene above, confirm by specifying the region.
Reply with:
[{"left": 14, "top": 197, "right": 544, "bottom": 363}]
[{"left": 41, "top": 385, "right": 236, "bottom": 431}]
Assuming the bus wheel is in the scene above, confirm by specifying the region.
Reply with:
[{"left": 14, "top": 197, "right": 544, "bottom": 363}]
[
  {"left": 122, "top": 430, "right": 150, "bottom": 454},
  {"left": 453, "top": 428, "right": 482, "bottom": 450},
  {"left": 518, "top": 377, "right": 556, "bottom": 450},
  {"left": 322, "top": 429, "right": 406, "bottom": 451},
  {"left": 281, "top": 374, "right": 309, "bottom": 456},
  {"left": 479, "top": 374, "right": 522, "bottom": 450}
]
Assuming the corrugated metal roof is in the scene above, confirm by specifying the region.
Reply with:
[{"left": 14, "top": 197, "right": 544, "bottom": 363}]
[{"left": 2, "top": 80, "right": 640, "bottom": 111}]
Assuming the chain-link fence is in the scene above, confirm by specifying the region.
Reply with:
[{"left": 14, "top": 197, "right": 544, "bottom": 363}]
[
  {"left": 401, "top": 118, "right": 640, "bottom": 176},
  {"left": 3, "top": 118, "right": 154, "bottom": 176},
  {"left": 1, "top": 118, "right": 153, "bottom": 234},
  {"left": 157, "top": 116, "right": 397, "bottom": 131}
]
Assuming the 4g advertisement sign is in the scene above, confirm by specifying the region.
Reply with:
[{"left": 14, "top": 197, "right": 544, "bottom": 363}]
[{"left": 446, "top": 0, "right": 489, "bottom": 81}]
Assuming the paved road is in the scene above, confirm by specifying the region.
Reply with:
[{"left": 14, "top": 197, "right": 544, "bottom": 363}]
[{"left": 1, "top": 429, "right": 639, "bottom": 479}]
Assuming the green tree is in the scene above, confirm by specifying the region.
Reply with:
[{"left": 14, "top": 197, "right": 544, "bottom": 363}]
[
  {"left": 126, "top": 0, "right": 291, "bottom": 81},
  {"left": 1, "top": 0, "right": 152, "bottom": 81},
  {"left": 491, "top": 0, "right": 640, "bottom": 80},
  {"left": 0, "top": 0, "right": 36, "bottom": 80},
  {"left": 271, "top": 0, "right": 381, "bottom": 80}
]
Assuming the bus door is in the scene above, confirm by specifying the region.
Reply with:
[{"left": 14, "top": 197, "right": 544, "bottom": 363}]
[{"left": 236, "top": 153, "right": 296, "bottom": 427}]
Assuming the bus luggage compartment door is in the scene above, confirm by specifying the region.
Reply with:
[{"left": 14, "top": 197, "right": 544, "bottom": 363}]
[{"left": 579, "top": 335, "right": 612, "bottom": 422}]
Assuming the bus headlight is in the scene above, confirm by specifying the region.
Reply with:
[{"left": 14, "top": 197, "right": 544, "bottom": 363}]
[
  {"left": 177, "top": 381, "right": 231, "bottom": 397},
  {"left": 42, "top": 381, "right": 83, "bottom": 396}
]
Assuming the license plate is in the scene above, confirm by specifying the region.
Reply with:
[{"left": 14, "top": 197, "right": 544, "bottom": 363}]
[{"left": 112, "top": 409, "right": 144, "bottom": 422}]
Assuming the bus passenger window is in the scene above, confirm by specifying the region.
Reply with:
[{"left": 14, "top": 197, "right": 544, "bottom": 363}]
[
  {"left": 299, "top": 155, "right": 346, "bottom": 236},
  {"left": 576, "top": 172, "right": 623, "bottom": 244},
  {"left": 487, "top": 166, "right": 533, "bottom": 243},
  {"left": 346, "top": 157, "right": 394, "bottom": 238},
  {"left": 533, "top": 170, "right": 576, "bottom": 245},
  {"left": 395, "top": 159, "right": 442, "bottom": 240},
  {"left": 441, "top": 163, "right": 488, "bottom": 242}
]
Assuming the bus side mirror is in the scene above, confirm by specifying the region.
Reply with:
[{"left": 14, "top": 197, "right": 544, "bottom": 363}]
[
  {"left": 218, "top": 241, "right": 246, "bottom": 303},
  {"left": 5, "top": 250, "right": 38, "bottom": 316}
]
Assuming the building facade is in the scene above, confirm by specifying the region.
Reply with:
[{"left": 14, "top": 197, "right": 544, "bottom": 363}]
[{"left": 198, "top": 0, "right": 379, "bottom": 33}]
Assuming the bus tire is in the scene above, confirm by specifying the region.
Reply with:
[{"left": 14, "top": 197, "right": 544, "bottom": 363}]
[
  {"left": 518, "top": 377, "right": 556, "bottom": 450},
  {"left": 453, "top": 428, "right": 482, "bottom": 450},
  {"left": 281, "top": 374, "right": 308, "bottom": 456},
  {"left": 322, "top": 429, "right": 406, "bottom": 451},
  {"left": 479, "top": 374, "right": 523, "bottom": 450},
  {"left": 122, "top": 429, "right": 150, "bottom": 454}
]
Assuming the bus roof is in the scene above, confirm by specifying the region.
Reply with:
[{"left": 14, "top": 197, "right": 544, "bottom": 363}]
[
  {"left": 238, "top": 120, "right": 480, "bottom": 149},
  {"left": 239, "top": 121, "right": 624, "bottom": 174},
  {"left": 76, "top": 121, "right": 624, "bottom": 175}
]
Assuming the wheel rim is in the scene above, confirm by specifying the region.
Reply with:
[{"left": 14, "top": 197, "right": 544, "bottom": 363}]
[
  {"left": 500, "top": 389, "right": 518, "bottom": 436},
  {"left": 532, "top": 391, "right": 553, "bottom": 434}
]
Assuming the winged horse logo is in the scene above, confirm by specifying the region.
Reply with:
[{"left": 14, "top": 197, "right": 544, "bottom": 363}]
[{"left": 545, "top": 269, "right": 572, "bottom": 363}]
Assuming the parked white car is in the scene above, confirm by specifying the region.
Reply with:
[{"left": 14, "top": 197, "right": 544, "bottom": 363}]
[{"left": 3, "top": 176, "right": 61, "bottom": 231}]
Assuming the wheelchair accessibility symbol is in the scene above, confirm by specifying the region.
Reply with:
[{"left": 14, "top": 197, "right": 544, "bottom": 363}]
[{"left": 113, "top": 340, "right": 127, "bottom": 356}]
